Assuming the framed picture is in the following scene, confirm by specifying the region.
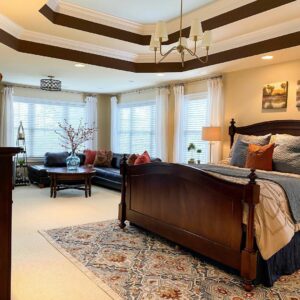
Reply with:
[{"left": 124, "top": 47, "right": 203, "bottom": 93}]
[
  {"left": 297, "top": 80, "right": 300, "bottom": 108},
  {"left": 262, "top": 81, "right": 288, "bottom": 109}
]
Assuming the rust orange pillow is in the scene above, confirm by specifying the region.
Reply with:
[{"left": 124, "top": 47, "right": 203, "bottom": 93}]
[
  {"left": 134, "top": 151, "right": 151, "bottom": 165},
  {"left": 245, "top": 143, "right": 275, "bottom": 171},
  {"left": 84, "top": 149, "right": 97, "bottom": 165}
]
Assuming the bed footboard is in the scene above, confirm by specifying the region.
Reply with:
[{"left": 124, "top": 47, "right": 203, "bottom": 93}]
[{"left": 118, "top": 156, "right": 260, "bottom": 290}]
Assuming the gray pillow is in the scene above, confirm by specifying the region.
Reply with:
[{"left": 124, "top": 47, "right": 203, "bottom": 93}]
[
  {"left": 229, "top": 134, "right": 272, "bottom": 158},
  {"left": 230, "top": 140, "right": 249, "bottom": 167},
  {"left": 273, "top": 134, "right": 300, "bottom": 175}
]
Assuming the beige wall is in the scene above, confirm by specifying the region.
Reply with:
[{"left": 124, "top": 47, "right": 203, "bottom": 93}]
[
  {"left": 223, "top": 59, "right": 300, "bottom": 158},
  {"left": 97, "top": 94, "right": 111, "bottom": 150}
]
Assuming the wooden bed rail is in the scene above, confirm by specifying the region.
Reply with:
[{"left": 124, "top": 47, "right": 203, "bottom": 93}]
[{"left": 118, "top": 157, "right": 260, "bottom": 290}]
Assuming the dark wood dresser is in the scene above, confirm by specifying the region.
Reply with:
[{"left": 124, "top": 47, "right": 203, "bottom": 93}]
[{"left": 0, "top": 148, "right": 22, "bottom": 300}]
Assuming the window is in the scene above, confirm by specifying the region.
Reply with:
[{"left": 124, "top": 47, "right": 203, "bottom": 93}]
[
  {"left": 117, "top": 101, "right": 157, "bottom": 156},
  {"left": 182, "top": 93, "right": 209, "bottom": 163},
  {"left": 13, "top": 97, "right": 86, "bottom": 157}
]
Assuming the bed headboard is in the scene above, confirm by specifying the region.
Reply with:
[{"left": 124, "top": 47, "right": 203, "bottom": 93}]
[{"left": 229, "top": 119, "right": 300, "bottom": 147}]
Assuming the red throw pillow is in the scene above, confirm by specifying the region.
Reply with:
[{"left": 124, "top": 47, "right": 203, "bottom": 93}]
[
  {"left": 84, "top": 149, "right": 97, "bottom": 165},
  {"left": 245, "top": 143, "right": 275, "bottom": 171},
  {"left": 134, "top": 151, "right": 151, "bottom": 165}
]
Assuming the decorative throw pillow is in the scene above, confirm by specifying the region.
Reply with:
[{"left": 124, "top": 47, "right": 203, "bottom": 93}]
[
  {"left": 93, "top": 150, "right": 113, "bottom": 167},
  {"left": 44, "top": 152, "right": 69, "bottom": 167},
  {"left": 230, "top": 140, "right": 249, "bottom": 167},
  {"left": 273, "top": 134, "right": 300, "bottom": 175},
  {"left": 134, "top": 151, "right": 151, "bottom": 165},
  {"left": 84, "top": 149, "right": 97, "bottom": 165},
  {"left": 127, "top": 154, "right": 138, "bottom": 166},
  {"left": 229, "top": 133, "right": 272, "bottom": 158},
  {"left": 245, "top": 143, "right": 275, "bottom": 171}
]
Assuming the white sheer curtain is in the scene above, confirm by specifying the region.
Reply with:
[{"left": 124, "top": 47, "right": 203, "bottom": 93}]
[
  {"left": 85, "top": 96, "right": 98, "bottom": 150},
  {"left": 0, "top": 87, "right": 14, "bottom": 147},
  {"left": 207, "top": 77, "right": 224, "bottom": 163},
  {"left": 110, "top": 96, "right": 118, "bottom": 152},
  {"left": 156, "top": 87, "right": 169, "bottom": 161},
  {"left": 173, "top": 84, "right": 185, "bottom": 163}
]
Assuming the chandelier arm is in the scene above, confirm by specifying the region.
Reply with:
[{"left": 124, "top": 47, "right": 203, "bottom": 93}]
[
  {"left": 158, "top": 46, "right": 177, "bottom": 64},
  {"left": 186, "top": 47, "right": 209, "bottom": 64}
]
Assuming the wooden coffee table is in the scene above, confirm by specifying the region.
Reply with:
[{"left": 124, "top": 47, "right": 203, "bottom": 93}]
[{"left": 47, "top": 167, "right": 96, "bottom": 198}]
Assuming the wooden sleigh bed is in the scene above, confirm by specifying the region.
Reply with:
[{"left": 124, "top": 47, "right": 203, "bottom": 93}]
[{"left": 118, "top": 119, "right": 300, "bottom": 291}]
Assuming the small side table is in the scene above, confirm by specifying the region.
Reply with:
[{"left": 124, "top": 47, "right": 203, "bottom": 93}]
[{"left": 47, "top": 167, "right": 96, "bottom": 198}]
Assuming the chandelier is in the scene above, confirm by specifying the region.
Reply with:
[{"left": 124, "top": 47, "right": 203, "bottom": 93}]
[
  {"left": 40, "top": 76, "right": 62, "bottom": 91},
  {"left": 149, "top": 0, "right": 212, "bottom": 67}
]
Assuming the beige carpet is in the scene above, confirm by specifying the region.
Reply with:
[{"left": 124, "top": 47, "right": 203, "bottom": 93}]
[{"left": 12, "top": 185, "right": 120, "bottom": 300}]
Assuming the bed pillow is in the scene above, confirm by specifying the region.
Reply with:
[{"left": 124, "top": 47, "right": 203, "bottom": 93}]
[
  {"left": 230, "top": 140, "right": 249, "bottom": 167},
  {"left": 273, "top": 134, "right": 300, "bottom": 175},
  {"left": 245, "top": 143, "right": 275, "bottom": 171},
  {"left": 229, "top": 133, "right": 272, "bottom": 157},
  {"left": 93, "top": 150, "right": 113, "bottom": 167},
  {"left": 134, "top": 151, "right": 151, "bottom": 165}
]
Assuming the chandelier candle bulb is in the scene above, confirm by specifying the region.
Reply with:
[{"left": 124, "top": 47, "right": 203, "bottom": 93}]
[
  {"left": 154, "top": 21, "right": 168, "bottom": 42},
  {"left": 190, "top": 19, "right": 202, "bottom": 40},
  {"left": 202, "top": 31, "right": 212, "bottom": 48}
]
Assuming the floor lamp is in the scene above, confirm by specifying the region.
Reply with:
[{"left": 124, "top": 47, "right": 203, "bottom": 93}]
[{"left": 202, "top": 127, "right": 222, "bottom": 163}]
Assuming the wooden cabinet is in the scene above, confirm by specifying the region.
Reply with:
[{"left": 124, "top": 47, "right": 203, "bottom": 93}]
[{"left": 0, "top": 148, "right": 21, "bottom": 300}]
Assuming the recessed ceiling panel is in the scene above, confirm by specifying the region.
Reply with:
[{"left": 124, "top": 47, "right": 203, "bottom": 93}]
[{"left": 64, "top": 0, "right": 216, "bottom": 23}]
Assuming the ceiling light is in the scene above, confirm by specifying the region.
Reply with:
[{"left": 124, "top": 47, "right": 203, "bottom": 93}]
[
  {"left": 157, "top": 73, "right": 165, "bottom": 77},
  {"left": 261, "top": 55, "right": 273, "bottom": 60},
  {"left": 149, "top": 0, "right": 212, "bottom": 68},
  {"left": 75, "top": 63, "right": 85, "bottom": 68},
  {"left": 40, "top": 76, "right": 61, "bottom": 91}
]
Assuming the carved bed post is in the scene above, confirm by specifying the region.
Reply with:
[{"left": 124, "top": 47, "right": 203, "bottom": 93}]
[
  {"left": 119, "top": 154, "right": 127, "bottom": 229},
  {"left": 229, "top": 118, "right": 236, "bottom": 148},
  {"left": 241, "top": 169, "right": 260, "bottom": 291}
]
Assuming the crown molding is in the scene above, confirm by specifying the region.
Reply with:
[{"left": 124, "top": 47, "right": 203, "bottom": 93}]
[
  {"left": 21, "top": 30, "right": 138, "bottom": 62},
  {"left": 0, "top": 14, "right": 22, "bottom": 38}
]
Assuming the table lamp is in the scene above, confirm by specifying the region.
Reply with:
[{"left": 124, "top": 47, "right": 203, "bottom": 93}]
[{"left": 202, "top": 127, "right": 221, "bottom": 163}]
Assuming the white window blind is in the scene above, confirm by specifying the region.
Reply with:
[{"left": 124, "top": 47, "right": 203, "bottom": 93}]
[
  {"left": 13, "top": 96, "right": 86, "bottom": 157},
  {"left": 183, "top": 94, "right": 209, "bottom": 164},
  {"left": 117, "top": 101, "right": 157, "bottom": 156}
]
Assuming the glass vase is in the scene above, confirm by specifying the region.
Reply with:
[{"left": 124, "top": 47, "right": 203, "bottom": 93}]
[{"left": 66, "top": 152, "right": 80, "bottom": 171}]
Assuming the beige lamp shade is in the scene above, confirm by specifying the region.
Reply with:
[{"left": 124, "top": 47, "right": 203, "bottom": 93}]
[
  {"left": 149, "top": 34, "right": 160, "bottom": 51},
  {"left": 202, "top": 126, "right": 221, "bottom": 141},
  {"left": 154, "top": 21, "right": 168, "bottom": 42},
  {"left": 202, "top": 30, "right": 212, "bottom": 48},
  {"left": 189, "top": 19, "right": 202, "bottom": 40}
]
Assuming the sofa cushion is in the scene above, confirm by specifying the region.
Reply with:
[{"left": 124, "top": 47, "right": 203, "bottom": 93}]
[
  {"left": 94, "top": 150, "right": 113, "bottom": 167},
  {"left": 44, "top": 152, "right": 69, "bottom": 167},
  {"left": 135, "top": 151, "right": 151, "bottom": 165},
  {"left": 84, "top": 150, "right": 97, "bottom": 165},
  {"left": 94, "top": 167, "right": 122, "bottom": 183},
  {"left": 111, "top": 153, "right": 125, "bottom": 169}
]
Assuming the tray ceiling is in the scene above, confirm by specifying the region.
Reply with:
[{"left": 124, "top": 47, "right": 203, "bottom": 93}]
[{"left": 63, "top": 0, "right": 216, "bottom": 24}]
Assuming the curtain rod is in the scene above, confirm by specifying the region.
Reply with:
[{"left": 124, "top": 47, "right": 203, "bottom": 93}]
[
  {"left": 118, "top": 85, "right": 170, "bottom": 96},
  {"left": 118, "top": 74, "right": 222, "bottom": 96},
  {"left": 1, "top": 81, "right": 92, "bottom": 96}
]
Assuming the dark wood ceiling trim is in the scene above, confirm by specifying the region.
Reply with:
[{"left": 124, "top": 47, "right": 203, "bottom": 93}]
[
  {"left": 201, "top": 0, "right": 296, "bottom": 31},
  {"left": 0, "top": 28, "right": 299, "bottom": 73},
  {"left": 39, "top": 5, "right": 151, "bottom": 45},
  {"left": 40, "top": 0, "right": 296, "bottom": 46}
]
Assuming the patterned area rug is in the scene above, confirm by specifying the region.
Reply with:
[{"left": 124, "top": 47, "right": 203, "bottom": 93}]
[{"left": 40, "top": 220, "right": 300, "bottom": 300}]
